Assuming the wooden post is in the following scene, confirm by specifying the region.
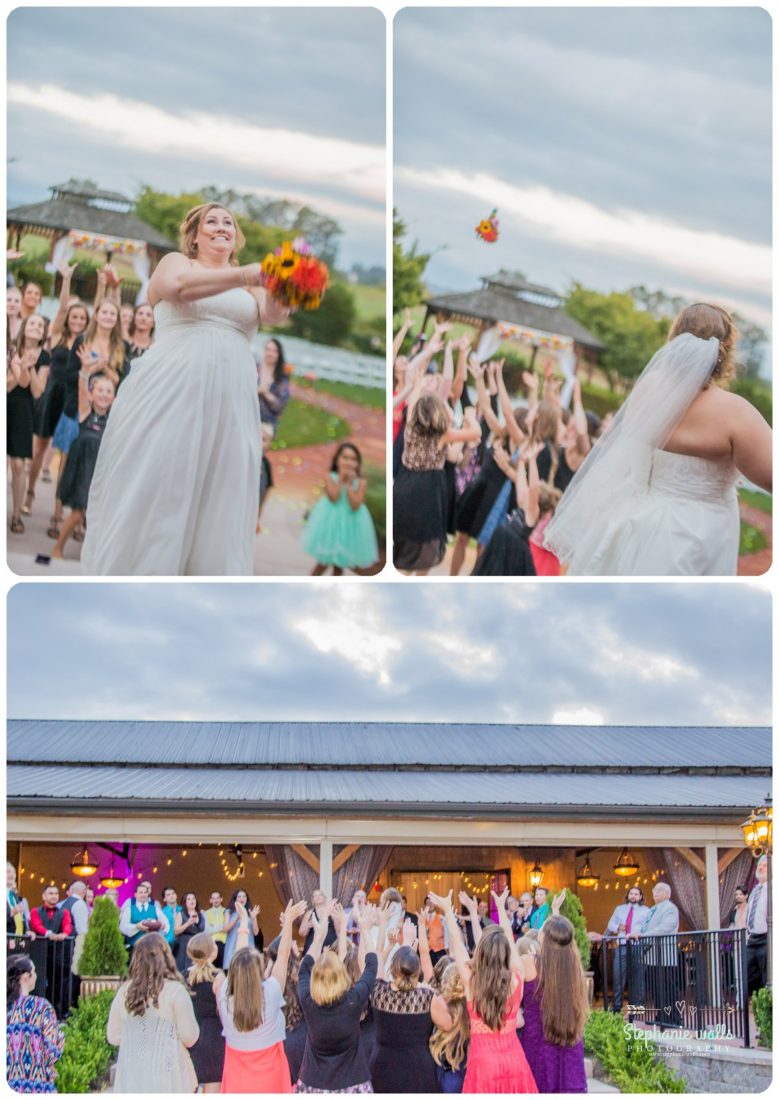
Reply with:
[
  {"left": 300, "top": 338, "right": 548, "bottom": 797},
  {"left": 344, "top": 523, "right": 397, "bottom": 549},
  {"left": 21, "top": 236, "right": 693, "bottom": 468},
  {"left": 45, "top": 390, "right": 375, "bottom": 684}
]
[
  {"left": 320, "top": 840, "right": 333, "bottom": 899},
  {"left": 705, "top": 843, "right": 720, "bottom": 929}
]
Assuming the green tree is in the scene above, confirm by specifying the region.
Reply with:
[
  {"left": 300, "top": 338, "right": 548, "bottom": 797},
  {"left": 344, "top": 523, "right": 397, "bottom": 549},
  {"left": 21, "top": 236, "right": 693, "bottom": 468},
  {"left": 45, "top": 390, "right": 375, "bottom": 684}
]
[
  {"left": 566, "top": 283, "right": 669, "bottom": 390},
  {"left": 393, "top": 210, "right": 430, "bottom": 315},
  {"left": 134, "top": 186, "right": 205, "bottom": 246},
  {"left": 549, "top": 889, "right": 591, "bottom": 970},
  {"left": 78, "top": 896, "right": 128, "bottom": 977},
  {"left": 288, "top": 280, "right": 357, "bottom": 347}
]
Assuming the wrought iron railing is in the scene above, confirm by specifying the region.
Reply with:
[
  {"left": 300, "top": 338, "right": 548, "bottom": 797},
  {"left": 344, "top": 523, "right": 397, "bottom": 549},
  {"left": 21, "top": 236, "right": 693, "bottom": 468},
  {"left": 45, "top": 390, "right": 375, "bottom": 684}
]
[
  {"left": 600, "top": 928, "right": 751, "bottom": 1047},
  {"left": 7, "top": 933, "right": 76, "bottom": 1018}
]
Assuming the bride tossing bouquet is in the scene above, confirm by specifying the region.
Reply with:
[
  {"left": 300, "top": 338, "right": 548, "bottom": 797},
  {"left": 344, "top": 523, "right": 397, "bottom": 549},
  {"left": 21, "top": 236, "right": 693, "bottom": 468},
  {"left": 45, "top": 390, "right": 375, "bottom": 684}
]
[{"left": 261, "top": 237, "right": 329, "bottom": 311}]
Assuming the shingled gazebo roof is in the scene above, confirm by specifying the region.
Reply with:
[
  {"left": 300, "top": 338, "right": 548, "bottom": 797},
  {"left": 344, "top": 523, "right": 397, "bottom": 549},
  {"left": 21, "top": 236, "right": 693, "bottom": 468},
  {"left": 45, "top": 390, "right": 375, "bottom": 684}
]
[
  {"left": 426, "top": 271, "right": 605, "bottom": 352},
  {"left": 7, "top": 180, "right": 176, "bottom": 251}
]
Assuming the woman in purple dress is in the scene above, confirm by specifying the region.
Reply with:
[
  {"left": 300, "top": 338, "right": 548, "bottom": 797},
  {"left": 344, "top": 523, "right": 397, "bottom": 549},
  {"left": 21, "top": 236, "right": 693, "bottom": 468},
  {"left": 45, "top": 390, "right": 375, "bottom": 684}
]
[{"left": 519, "top": 906, "right": 589, "bottom": 1093}]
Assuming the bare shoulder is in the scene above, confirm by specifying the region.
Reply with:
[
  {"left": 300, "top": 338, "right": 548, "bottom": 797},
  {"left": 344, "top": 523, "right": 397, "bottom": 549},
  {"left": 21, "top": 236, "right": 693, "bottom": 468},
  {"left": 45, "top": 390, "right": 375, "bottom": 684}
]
[
  {"left": 153, "top": 252, "right": 191, "bottom": 275},
  {"left": 691, "top": 385, "right": 762, "bottom": 424}
]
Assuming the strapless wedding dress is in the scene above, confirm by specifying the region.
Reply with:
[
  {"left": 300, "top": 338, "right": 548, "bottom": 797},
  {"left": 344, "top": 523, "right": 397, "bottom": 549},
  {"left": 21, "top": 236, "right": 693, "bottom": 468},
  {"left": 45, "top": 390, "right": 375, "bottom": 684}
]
[
  {"left": 563, "top": 449, "right": 740, "bottom": 576},
  {"left": 82, "top": 288, "right": 261, "bottom": 575}
]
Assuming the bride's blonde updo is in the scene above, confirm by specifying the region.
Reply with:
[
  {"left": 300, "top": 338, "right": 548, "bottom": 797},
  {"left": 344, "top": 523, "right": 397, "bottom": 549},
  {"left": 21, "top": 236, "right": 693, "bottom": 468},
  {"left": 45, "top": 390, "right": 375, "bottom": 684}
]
[
  {"left": 667, "top": 303, "right": 739, "bottom": 385},
  {"left": 179, "top": 203, "right": 246, "bottom": 266}
]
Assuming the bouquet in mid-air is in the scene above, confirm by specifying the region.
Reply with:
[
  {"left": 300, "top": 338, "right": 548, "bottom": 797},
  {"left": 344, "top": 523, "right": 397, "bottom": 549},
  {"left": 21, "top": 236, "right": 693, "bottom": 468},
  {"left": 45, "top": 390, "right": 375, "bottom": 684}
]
[{"left": 261, "top": 238, "right": 330, "bottom": 311}]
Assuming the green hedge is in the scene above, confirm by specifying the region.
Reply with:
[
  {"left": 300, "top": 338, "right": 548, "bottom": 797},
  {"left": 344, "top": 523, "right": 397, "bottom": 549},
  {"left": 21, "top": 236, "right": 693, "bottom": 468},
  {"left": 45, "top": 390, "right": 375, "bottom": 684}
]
[
  {"left": 752, "top": 987, "right": 772, "bottom": 1049},
  {"left": 580, "top": 383, "right": 623, "bottom": 418},
  {"left": 56, "top": 990, "right": 116, "bottom": 1093},
  {"left": 584, "top": 1010, "right": 685, "bottom": 1093}
]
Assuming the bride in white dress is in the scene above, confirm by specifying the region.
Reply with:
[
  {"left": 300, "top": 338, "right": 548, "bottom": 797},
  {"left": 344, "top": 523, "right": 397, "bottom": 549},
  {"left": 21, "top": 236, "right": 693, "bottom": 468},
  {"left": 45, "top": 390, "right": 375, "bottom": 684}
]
[
  {"left": 544, "top": 303, "right": 772, "bottom": 576},
  {"left": 82, "top": 203, "right": 289, "bottom": 575}
]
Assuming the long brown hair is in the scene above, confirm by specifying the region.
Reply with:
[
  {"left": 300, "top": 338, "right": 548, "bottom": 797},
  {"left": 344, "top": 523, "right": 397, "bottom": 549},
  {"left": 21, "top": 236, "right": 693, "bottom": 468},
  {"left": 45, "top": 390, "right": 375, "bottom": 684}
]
[
  {"left": 227, "top": 947, "right": 265, "bottom": 1032},
  {"left": 54, "top": 302, "right": 89, "bottom": 350},
  {"left": 667, "top": 303, "right": 739, "bottom": 385},
  {"left": 124, "top": 933, "right": 185, "bottom": 1016},
  {"left": 82, "top": 300, "right": 126, "bottom": 377},
  {"left": 531, "top": 400, "right": 561, "bottom": 487},
  {"left": 408, "top": 394, "right": 450, "bottom": 439},
  {"left": 13, "top": 314, "right": 48, "bottom": 358},
  {"left": 429, "top": 963, "right": 469, "bottom": 1071},
  {"left": 536, "top": 915, "right": 589, "bottom": 1046},
  {"left": 470, "top": 925, "right": 513, "bottom": 1032}
]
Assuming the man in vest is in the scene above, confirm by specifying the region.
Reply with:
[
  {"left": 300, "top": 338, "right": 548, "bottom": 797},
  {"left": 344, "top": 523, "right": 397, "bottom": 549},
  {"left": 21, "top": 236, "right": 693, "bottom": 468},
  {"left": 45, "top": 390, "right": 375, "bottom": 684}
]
[
  {"left": 746, "top": 855, "right": 769, "bottom": 995},
  {"left": 30, "top": 885, "right": 73, "bottom": 1016},
  {"left": 203, "top": 891, "right": 227, "bottom": 968},
  {"left": 423, "top": 895, "right": 448, "bottom": 964},
  {"left": 605, "top": 885, "right": 652, "bottom": 1011},
  {"left": 58, "top": 881, "right": 90, "bottom": 998},
  {"left": 118, "top": 882, "right": 169, "bottom": 958}
]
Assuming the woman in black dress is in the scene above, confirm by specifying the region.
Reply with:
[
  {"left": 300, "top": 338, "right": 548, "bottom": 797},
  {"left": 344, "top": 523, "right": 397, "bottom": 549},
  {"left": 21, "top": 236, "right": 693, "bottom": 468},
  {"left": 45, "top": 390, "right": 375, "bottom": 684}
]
[
  {"left": 7, "top": 315, "right": 50, "bottom": 534},
  {"left": 174, "top": 892, "right": 205, "bottom": 970},
  {"left": 185, "top": 932, "right": 224, "bottom": 1092},
  {"left": 25, "top": 262, "right": 86, "bottom": 522},
  {"left": 472, "top": 444, "right": 543, "bottom": 577},
  {"left": 371, "top": 944, "right": 438, "bottom": 1093},
  {"left": 126, "top": 303, "right": 155, "bottom": 364},
  {"left": 52, "top": 369, "right": 115, "bottom": 559}
]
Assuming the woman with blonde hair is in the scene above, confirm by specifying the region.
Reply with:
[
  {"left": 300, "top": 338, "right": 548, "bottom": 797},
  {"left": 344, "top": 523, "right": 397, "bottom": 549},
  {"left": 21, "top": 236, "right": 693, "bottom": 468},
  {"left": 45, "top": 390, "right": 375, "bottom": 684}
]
[
  {"left": 545, "top": 302, "right": 772, "bottom": 575},
  {"left": 429, "top": 962, "right": 470, "bottom": 1093},
  {"left": 106, "top": 932, "right": 199, "bottom": 1092},
  {"left": 294, "top": 901, "right": 378, "bottom": 1092},
  {"left": 185, "top": 932, "right": 224, "bottom": 1092},
  {"left": 519, "top": 904, "right": 589, "bottom": 1093},
  {"left": 82, "top": 202, "right": 291, "bottom": 576},
  {"left": 429, "top": 889, "right": 538, "bottom": 1094},
  {"left": 215, "top": 897, "right": 307, "bottom": 1092}
]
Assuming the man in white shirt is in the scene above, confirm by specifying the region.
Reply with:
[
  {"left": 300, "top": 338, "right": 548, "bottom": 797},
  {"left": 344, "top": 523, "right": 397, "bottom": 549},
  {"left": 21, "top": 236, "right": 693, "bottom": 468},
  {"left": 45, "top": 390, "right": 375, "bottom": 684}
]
[
  {"left": 629, "top": 881, "right": 681, "bottom": 1026},
  {"left": 605, "top": 885, "right": 652, "bottom": 1011},
  {"left": 58, "top": 881, "right": 90, "bottom": 972},
  {"left": 118, "top": 882, "right": 170, "bottom": 958},
  {"left": 746, "top": 855, "right": 769, "bottom": 995}
]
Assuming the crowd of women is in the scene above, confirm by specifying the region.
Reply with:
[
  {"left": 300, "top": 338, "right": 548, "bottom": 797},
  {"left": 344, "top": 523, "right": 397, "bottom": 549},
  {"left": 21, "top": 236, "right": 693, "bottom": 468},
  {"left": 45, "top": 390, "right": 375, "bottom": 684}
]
[
  {"left": 392, "top": 302, "right": 772, "bottom": 577},
  {"left": 7, "top": 260, "right": 378, "bottom": 576},
  {"left": 7, "top": 879, "right": 590, "bottom": 1094}
]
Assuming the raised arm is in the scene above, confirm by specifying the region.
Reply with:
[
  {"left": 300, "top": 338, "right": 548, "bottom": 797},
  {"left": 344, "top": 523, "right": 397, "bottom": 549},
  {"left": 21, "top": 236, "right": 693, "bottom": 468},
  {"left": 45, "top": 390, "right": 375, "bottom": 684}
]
[
  {"left": 430, "top": 891, "right": 471, "bottom": 994},
  {"left": 392, "top": 308, "right": 412, "bottom": 363},
  {"left": 457, "top": 891, "right": 483, "bottom": 951},
  {"left": 271, "top": 899, "right": 308, "bottom": 986},
  {"left": 48, "top": 261, "right": 79, "bottom": 345},
  {"left": 494, "top": 361, "right": 525, "bottom": 449},
  {"left": 470, "top": 359, "right": 502, "bottom": 436},
  {"left": 443, "top": 405, "right": 482, "bottom": 447},
  {"left": 148, "top": 252, "right": 263, "bottom": 307},
  {"left": 332, "top": 902, "right": 349, "bottom": 962},
  {"left": 450, "top": 335, "right": 471, "bottom": 406},
  {"left": 491, "top": 889, "right": 523, "bottom": 974},
  {"left": 569, "top": 378, "right": 591, "bottom": 459},
  {"left": 305, "top": 909, "right": 330, "bottom": 961},
  {"left": 416, "top": 912, "right": 434, "bottom": 983}
]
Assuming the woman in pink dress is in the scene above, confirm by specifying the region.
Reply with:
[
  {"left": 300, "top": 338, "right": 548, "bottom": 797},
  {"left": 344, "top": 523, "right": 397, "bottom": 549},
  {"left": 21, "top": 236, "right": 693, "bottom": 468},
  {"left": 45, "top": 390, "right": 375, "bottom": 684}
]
[{"left": 430, "top": 890, "right": 538, "bottom": 1094}]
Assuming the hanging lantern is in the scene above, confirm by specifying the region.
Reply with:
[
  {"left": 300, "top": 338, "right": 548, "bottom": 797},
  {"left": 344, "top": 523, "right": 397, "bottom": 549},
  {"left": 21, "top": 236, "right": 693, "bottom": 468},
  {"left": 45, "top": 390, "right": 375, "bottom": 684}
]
[
  {"left": 613, "top": 848, "right": 640, "bottom": 877},
  {"left": 576, "top": 855, "right": 600, "bottom": 888},
  {"left": 71, "top": 847, "right": 98, "bottom": 878},
  {"left": 742, "top": 795, "right": 773, "bottom": 857},
  {"left": 529, "top": 860, "right": 544, "bottom": 889},
  {"left": 100, "top": 861, "right": 124, "bottom": 889}
]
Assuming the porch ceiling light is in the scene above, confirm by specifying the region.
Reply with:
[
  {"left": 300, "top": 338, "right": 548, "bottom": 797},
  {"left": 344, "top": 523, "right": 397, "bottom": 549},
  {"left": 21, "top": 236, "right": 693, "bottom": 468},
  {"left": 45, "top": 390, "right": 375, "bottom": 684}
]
[
  {"left": 70, "top": 847, "right": 98, "bottom": 878},
  {"left": 100, "top": 861, "right": 125, "bottom": 889},
  {"left": 529, "top": 860, "right": 544, "bottom": 889},
  {"left": 613, "top": 847, "right": 640, "bottom": 877},
  {"left": 742, "top": 795, "right": 773, "bottom": 857},
  {"left": 576, "top": 855, "right": 600, "bottom": 888}
]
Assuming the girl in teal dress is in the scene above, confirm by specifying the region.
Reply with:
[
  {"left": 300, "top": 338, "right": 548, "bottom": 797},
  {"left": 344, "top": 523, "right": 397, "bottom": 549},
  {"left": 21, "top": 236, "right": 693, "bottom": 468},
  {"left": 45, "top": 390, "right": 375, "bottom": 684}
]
[{"left": 303, "top": 442, "right": 379, "bottom": 575}]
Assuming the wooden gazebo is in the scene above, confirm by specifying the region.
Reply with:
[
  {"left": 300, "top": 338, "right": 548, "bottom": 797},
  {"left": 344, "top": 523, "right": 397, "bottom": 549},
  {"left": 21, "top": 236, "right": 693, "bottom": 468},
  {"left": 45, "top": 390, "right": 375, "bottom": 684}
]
[
  {"left": 7, "top": 180, "right": 176, "bottom": 301},
  {"left": 423, "top": 271, "right": 605, "bottom": 374}
]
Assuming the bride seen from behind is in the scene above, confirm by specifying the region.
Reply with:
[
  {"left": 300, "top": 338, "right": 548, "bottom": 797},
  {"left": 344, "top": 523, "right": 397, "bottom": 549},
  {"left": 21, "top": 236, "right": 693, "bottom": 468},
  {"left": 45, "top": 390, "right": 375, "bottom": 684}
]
[
  {"left": 544, "top": 302, "right": 772, "bottom": 576},
  {"left": 81, "top": 203, "right": 290, "bottom": 576}
]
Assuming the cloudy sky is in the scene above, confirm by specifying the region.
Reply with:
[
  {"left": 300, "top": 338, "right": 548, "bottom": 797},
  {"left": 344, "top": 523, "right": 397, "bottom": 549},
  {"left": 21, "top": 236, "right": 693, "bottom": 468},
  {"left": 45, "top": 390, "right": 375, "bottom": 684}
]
[
  {"left": 7, "top": 7, "right": 385, "bottom": 268},
  {"left": 7, "top": 582, "right": 771, "bottom": 727},
  {"left": 395, "top": 7, "right": 771, "bottom": 331}
]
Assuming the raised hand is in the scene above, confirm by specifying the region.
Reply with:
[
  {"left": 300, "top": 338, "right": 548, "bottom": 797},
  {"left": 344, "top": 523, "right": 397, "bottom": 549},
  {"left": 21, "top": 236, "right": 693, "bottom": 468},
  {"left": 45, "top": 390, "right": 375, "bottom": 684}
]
[
  {"left": 491, "top": 886, "right": 510, "bottom": 912},
  {"left": 401, "top": 918, "right": 418, "bottom": 948},
  {"left": 234, "top": 900, "right": 248, "bottom": 925},
  {"left": 551, "top": 888, "right": 567, "bottom": 915},
  {"left": 428, "top": 890, "right": 454, "bottom": 914},
  {"left": 58, "top": 259, "right": 78, "bottom": 279},
  {"left": 283, "top": 898, "right": 309, "bottom": 926},
  {"left": 330, "top": 900, "right": 346, "bottom": 929},
  {"left": 468, "top": 356, "right": 485, "bottom": 382},
  {"left": 249, "top": 904, "right": 261, "bottom": 921},
  {"left": 522, "top": 370, "right": 538, "bottom": 393},
  {"left": 458, "top": 891, "right": 478, "bottom": 915}
]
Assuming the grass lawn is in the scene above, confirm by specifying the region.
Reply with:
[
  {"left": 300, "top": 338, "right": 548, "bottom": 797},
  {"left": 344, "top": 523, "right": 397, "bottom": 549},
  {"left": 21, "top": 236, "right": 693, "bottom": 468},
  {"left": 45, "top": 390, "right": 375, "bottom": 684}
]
[
  {"left": 272, "top": 399, "right": 350, "bottom": 450},
  {"left": 739, "top": 487, "right": 773, "bottom": 515},
  {"left": 740, "top": 521, "right": 768, "bottom": 556},
  {"left": 351, "top": 284, "right": 386, "bottom": 324},
  {"left": 295, "top": 376, "right": 385, "bottom": 410}
]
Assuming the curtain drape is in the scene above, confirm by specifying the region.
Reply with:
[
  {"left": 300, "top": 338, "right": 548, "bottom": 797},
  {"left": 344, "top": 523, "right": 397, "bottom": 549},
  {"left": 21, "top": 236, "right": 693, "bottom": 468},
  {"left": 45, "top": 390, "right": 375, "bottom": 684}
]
[
  {"left": 333, "top": 846, "right": 392, "bottom": 905},
  {"left": 44, "top": 235, "right": 75, "bottom": 274},
  {"left": 719, "top": 849, "right": 757, "bottom": 926},
  {"left": 642, "top": 849, "right": 705, "bottom": 931},
  {"left": 265, "top": 846, "right": 319, "bottom": 908}
]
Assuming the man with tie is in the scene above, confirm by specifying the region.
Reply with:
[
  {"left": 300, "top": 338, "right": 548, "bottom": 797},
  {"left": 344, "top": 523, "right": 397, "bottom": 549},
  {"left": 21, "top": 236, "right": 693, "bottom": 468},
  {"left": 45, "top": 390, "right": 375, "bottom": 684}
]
[
  {"left": 746, "top": 855, "right": 769, "bottom": 995},
  {"left": 118, "top": 882, "right": 169, "bottom": 959},
  {"left": 605, "top": 885, "right": 651, "bottom": 1011},
  {"left": 629, "top": 881, "right": 681, "bottom": 1027}
]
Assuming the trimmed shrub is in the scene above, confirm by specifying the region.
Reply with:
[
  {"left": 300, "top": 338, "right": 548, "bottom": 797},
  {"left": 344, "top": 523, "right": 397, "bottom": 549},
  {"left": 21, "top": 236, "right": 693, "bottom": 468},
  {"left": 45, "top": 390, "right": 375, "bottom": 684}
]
[
  {"left": 549, "top": 890, "right": 591, "bottom": 971},
  {"left": 752, "top": 986, "right": 772, "bottom": 1049},
  {"left": 56, "top": 989, "right": 116, "bottom": 1093},
  {"left": 584, "top": 1009, "right": 686, "bottom": 1093},
  {"left": 78, "top": 896, "right": 128, "bottom": 978}
]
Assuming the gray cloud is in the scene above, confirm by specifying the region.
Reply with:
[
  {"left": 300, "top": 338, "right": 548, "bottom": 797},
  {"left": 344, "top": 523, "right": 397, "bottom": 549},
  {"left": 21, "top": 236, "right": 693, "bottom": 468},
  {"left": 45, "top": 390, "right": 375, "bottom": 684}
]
[{"left": 7, "top": 583, "right": 771, "bottom": 728}]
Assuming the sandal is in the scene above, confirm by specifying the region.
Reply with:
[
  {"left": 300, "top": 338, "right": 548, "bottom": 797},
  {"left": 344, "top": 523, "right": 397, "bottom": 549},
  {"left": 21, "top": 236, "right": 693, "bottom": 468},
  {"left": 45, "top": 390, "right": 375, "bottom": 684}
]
[
  {"left": 47, "top": 517, "right": 61, "bottom": 539},
  {"left": 73, "top": 525, "right": 85, "bottom": 543},
  {"left": 41, "top": 470, "right": 52, "bottom": 484},
  {"left": 10, "top": 517, "right": 24, "bottom": 534},
  {"left": 20, "top": 491, "right": 34, "bottom": 516}
]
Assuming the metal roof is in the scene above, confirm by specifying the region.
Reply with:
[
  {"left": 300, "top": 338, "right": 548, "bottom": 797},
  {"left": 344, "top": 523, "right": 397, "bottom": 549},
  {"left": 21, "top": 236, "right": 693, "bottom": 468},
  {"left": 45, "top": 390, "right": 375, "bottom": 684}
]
[
  {"left": 6, "top": 720, "right": 771, "bottom": 771},
  {"left": 6, "top": 764, "right": 769, "bottom": 817}
]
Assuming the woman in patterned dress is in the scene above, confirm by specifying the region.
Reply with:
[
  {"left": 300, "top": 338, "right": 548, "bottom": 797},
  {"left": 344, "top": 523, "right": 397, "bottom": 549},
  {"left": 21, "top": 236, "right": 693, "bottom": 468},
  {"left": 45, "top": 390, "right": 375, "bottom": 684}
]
[{"left": 6, "top": 955, "right": 64, "bottom": 1093}]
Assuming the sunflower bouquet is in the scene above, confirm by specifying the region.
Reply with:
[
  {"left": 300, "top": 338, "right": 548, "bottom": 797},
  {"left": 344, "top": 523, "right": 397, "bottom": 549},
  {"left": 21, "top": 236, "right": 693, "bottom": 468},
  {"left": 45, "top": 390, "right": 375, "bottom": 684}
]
[{"left": 261, "top": 237, "right": 329, "bottom": 311}]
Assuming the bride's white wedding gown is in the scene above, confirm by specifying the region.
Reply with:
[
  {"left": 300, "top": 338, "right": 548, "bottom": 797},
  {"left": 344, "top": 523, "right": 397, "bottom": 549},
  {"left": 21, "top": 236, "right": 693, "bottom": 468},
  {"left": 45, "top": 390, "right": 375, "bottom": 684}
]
[
  {"left": 82, "top": 288, "right": 261, "bottom": 575},
  {"left": 560, "top": 449, "right": 740, "bottom": 576}
]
